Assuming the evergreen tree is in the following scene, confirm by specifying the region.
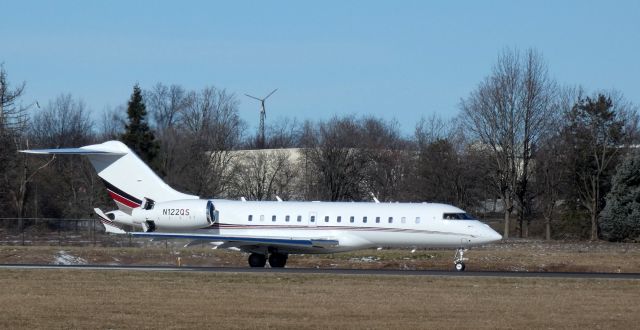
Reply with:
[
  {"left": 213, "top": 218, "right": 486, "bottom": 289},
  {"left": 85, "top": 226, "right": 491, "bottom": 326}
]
[
  {"left": 121, "top": 84, "right": 159, "bottom": 166},
  {"left": 600, "top": 151, "right": 640, "bottom": 241}
]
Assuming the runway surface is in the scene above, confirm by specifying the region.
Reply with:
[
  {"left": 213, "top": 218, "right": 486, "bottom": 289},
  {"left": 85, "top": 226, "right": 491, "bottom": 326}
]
[{"left": 1, "top": 264, "right": 639, "bottom": 279}]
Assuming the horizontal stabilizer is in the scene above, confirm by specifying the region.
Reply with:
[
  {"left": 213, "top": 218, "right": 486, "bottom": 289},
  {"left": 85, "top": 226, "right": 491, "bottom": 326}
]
[
  {"left": 20, "top": 141, "right": 129, "bottom": 155},
  {"left": 94, "top": 208, "right": 127, "bottom": 234},
  {"left": 20, "top": 148, "right": 126, "bottom": 155},
  {"left": 103, "top": 222, "right": 127, "bottom": 234}
]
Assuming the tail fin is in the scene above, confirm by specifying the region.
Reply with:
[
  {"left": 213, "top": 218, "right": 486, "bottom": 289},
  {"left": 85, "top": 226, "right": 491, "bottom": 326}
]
[{"left": 21, "top": 140, "right": 198, "bottom": 213}]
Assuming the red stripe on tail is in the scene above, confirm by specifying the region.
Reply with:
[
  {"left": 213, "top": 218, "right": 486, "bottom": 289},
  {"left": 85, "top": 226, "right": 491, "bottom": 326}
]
[{"left": 107, "top": 190, "right": 141, "bottom": 208}]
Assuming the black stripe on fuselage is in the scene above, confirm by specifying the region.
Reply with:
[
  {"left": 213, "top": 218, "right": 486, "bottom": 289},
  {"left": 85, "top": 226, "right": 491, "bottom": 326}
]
[{"left": 101, "top": 179, "right": 143, "bottom": 206}]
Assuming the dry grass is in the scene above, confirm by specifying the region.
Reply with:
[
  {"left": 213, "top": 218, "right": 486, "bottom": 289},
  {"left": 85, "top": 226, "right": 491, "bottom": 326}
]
[
  {"left": 2, "top": 239, "right": 640, "bottom": 273},
  {"left": 0, "top": 269, "right": 638, "bottom": 329}
]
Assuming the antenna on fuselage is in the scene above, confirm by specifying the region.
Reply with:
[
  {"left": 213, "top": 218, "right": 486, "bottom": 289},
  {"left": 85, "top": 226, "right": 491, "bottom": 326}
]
[{"left": 370, "top": 192, "right": 380, "bottom": 204}]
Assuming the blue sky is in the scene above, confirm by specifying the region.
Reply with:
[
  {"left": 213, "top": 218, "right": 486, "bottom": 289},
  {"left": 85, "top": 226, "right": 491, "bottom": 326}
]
[{"left": 1, "top": 1, "right": 638, "bottom": 135}]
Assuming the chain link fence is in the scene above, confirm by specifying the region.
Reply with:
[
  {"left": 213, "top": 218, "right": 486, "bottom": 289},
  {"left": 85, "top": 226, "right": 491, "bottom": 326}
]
[{"left": 0, "top": 218, "right": 141, "bottom": 247}]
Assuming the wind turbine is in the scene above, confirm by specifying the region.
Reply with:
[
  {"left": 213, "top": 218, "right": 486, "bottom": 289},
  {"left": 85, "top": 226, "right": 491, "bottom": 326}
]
[{"left": 245, "top": 88, "right": 277, "bottom": 149}]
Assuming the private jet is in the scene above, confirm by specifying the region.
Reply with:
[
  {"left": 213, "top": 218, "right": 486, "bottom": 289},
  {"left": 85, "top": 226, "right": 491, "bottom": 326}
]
[{"left": 22, "top": 141, "right": 502, "bottom": 271}]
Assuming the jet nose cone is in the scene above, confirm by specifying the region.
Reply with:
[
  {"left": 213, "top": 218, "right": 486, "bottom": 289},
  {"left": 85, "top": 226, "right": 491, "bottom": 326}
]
[
  {"left": 488, "top": 230, "right": 502, "bottom": 242},
  {"left": 480, "top": 226, "right": 502, "bottom": 244}
]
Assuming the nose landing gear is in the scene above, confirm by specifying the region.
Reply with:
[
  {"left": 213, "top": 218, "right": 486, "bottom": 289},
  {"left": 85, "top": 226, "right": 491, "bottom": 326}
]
[{"left": 454, "top": 248, "right": 468, "bottom": 272}]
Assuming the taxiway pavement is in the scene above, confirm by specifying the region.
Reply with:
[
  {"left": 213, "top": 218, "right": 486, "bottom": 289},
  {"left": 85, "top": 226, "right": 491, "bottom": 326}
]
[{"left": 0, "top": 264, "right": 638, "bottom": 279}]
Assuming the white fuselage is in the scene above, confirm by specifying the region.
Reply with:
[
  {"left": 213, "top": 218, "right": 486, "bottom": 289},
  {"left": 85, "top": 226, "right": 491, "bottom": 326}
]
[
  {"left": 23, "top": 140, "right": 502, "bottom": 269},
  {"left": 167, "top": 200, "right": 502, "bottom": 254}
]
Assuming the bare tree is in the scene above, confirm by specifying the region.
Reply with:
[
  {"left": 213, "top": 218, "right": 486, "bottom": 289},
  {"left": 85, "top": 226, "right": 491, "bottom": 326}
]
[
  {"left": 534, "top": 134, "right": 565, "bottom": 240},
  {"left": 0, "top": 65, "right": 43, "bottom": 222},
  {"left": 460, "top": 48, "right": 558, "bottom": 238},
  {"left": 414, "top": 114, "right": 451, "bottom": 146},
  {"left": 514, "top": 49, "right": 558, "bottom": 237},
  {"left": 411, "top": 117, "right": 491, "bottom": 209},
  {"left": 0, "top": 64, "right": 28, "bottom": 138},
  {"left": 29, "top": 94, "right": 95, "bottom": 218},
  {"left": 145, "top": 83, "right": 190, "bottom": 131},
  {"left": 31, "top": 94, "right": 93, "bottom": 147},
  {"left": 265, "top": 117, "right": 302, "bottom": 149},
  {"left": 358, "top": 117, "right": 411, "bottom": 201},
  {"left": 303, "top": 116, "right": 369, "bottom": 201},
  {"left": 533, "top": 86, "right": 582, "bottom": 240},
  {"left": 171, "top": 86, "right": 245, "bottom": 197},
  {"left": 98, "top": 105, "right": 126, "bottom": 140},
  {"left": 230, "top": 149, "right": 298, "bottom": 201},
  {"left": 144, "top": 83, "right": 192, "bottom": 176}
]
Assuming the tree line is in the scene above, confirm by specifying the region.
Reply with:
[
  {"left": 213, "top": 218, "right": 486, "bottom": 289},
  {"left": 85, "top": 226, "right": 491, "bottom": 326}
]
[{"left": 1, "top": 48, "right": 639, "bottom": 241}]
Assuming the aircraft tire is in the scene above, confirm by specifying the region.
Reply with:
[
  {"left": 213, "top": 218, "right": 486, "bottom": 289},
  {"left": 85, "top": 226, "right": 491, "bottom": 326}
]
[
  {"left": 268, "top": 253, "right": 288, "bottom": 268},
  {"left": 248, "top": 253, "right": 267, "bottom": 267},
  {"left": 455, "top": 262, "right": 466, "bottom": 272}
]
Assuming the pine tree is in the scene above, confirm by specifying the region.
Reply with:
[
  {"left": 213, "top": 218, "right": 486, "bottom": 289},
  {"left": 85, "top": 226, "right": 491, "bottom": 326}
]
[
  {"left": 121, "top": 84, "right": 159, "bottom": 166},
  {"left": 599, "top": 151, "right": 640, "bottom": 241}
]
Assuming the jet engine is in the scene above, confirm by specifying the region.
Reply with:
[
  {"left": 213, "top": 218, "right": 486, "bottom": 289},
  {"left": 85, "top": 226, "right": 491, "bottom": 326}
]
[{"left": 131, "top": 199, "right": 218, "bottom": 232}]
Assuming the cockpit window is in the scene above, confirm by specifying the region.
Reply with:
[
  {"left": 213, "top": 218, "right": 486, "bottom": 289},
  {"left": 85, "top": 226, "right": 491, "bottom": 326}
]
[{"left": 443, "top": 212, "right": 476, "bottom": 220}]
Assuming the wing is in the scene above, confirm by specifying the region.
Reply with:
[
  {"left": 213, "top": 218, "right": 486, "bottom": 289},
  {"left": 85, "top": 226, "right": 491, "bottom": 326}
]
[{"left": 130, "top": 232, "right": 339, "bottom": 251}]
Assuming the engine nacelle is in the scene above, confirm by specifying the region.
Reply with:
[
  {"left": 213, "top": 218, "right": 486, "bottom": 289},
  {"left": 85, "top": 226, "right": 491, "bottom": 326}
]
[
  {"left": 103, "top": 209, "right": 135, "bottom": 226},
  {"left": 131, "top": 199, "right": 217, "bottom": 232}
]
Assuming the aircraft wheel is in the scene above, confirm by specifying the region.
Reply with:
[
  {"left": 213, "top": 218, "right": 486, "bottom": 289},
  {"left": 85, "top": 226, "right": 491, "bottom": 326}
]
[
  {"left": 268, "top": 253, "right": 288, "bottom": 268},
  {"left": 248, "top": 253, "right": 267, "bottom": 267},
  {"left": 455, "top": 262, "right": 466, "bottom": 272}
]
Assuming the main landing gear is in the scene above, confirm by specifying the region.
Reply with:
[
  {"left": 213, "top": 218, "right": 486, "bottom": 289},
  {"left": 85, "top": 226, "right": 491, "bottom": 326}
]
[
  {"left": 248, "top": 253, "right": 267, "bottom": 267},
  {"left": 248, "top": 252, "right": 288, "bottom": 268},
  {"left": 454, "top": 248, "right": 468, "bottom": 272}
]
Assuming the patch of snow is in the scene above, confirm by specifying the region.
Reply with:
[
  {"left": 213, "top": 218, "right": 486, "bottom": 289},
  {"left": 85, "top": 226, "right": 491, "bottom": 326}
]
[
  {"left": 53, "top": 250, "right": 87, "bottom": 265},
  {"left": 349, "top": 256, "right": 379, "bottom": 263}
]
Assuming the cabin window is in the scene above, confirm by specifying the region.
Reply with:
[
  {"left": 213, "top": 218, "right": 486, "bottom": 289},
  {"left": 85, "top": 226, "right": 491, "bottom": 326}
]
[
  {"left": 248, "top": 215, "right": 253, "bottom": 222},
  {"left": 260, "top": 215, "right": 264, "bottom": 222},
  {"left": 350, "top": 216, "right": 355, "bottom": 223},
  {"left": 388, "top": 216, "right": 393, "bottom": 224},
  {"left": 415, "top": 217, "right": 421, "bottom": 224},
  {"left": 337, "top": 216, "right": 342, "bottom": 223},
  {"left": 297, "top": 215, "right": 302, "bottom": 222},
  {"left": 376, "top": 216, "right": 380, "bottom": 223},
  {"left": 285, "top": 215, "right": 290, "bottom": 222},
  {"left": 443, "top": 213, "right": 477, "bottom": 220},
  {"left": 272, "top": 215, "right": 277, "bottom": 222},
  {"left": 401, "top": 217, "right": 406, "bottom": 224},
  {"left": 310, "top": 215, "right": 316, "bottom": 222},
  {"left": 363, "top": 216, "right": 368, "bottom": 223},
  {"left": 324, "top": 216, "right": 330, "bottom": 223}
]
